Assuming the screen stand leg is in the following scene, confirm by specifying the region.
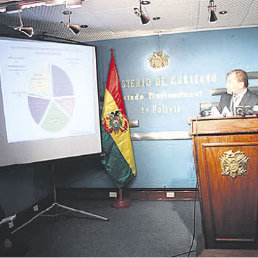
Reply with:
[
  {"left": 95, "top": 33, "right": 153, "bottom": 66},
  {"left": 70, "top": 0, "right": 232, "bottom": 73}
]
[{"left": 11, "top": 163, "right": 108, "bottom": 234}]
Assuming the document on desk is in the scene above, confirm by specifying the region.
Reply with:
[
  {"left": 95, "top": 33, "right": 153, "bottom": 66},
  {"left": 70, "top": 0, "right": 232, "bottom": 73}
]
[
  {"left": 221, "top": 106, "right": 232, "bottom": 117},
  {"left": 210, "top": 106, "right": 222, "bottom": 117}
]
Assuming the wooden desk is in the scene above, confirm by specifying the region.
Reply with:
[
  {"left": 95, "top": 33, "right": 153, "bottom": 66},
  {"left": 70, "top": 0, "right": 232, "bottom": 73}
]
[{"left": 190, "top": 116, "right": 258, "bottom": 249}]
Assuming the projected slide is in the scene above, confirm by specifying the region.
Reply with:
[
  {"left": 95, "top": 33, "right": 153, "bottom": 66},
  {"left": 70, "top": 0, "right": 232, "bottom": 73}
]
[
  {"left": 28, "top": 64, "right": 75, "bottom": 132},
  {"left": 1, "top": 58, "right": 95, "bottom": 143},
  {"left": 0, "top": 39, "right": 98, "bottom": 144}
]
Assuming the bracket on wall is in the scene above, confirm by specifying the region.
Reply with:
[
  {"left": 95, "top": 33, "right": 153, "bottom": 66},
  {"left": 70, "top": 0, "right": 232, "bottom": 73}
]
[
  {"left": 131, "top": 131, "right": 191, "bottom": 141},
  {"left": 129, "top": 119, "right": 139, "bottom": 128}
]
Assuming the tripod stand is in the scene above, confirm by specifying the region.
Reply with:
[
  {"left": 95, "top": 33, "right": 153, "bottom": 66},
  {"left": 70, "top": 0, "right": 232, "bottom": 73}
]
[{"left": 12, "top": 163, "right": 108, "bottom": 234}]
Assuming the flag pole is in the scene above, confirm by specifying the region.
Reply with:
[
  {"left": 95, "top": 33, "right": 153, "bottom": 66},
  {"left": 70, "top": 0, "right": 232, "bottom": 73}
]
[
  {"left": 102, "top": 48, "right": 136, "bottom": 208},
  {"left": 112, "top": 188, "right": 131, "bottom": 208}
]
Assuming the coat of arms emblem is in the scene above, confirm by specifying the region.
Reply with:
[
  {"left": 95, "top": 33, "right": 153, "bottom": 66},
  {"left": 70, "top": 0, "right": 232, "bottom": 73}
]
[
  {"left": 103, "top": 109, "right": 128, "bottom": 134},
  {"left": 149, "top": 51, "right": 169, "bottom": 69},
  {"left": 219, "top": 150, "right": 249, "bottom": 179}
]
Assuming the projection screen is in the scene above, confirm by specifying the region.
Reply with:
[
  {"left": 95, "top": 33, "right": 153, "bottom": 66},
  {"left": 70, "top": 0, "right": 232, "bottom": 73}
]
[{"left": 0, "top": 37, "right": 101, "bottom": 166}]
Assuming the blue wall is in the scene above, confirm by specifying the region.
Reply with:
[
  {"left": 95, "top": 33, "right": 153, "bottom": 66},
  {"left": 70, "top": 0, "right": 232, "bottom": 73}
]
[
  {"left": 57, "top": 26, "right": 258, "bottom": 189},
  {"left": 1, "top": 27, "right": 258, "bottom": 215},
  {"left": 86, "top": 27, "right": 258, "bottom": 188},
  {"left": 57, "top": 27, "right": 258, "bottom": 189}
]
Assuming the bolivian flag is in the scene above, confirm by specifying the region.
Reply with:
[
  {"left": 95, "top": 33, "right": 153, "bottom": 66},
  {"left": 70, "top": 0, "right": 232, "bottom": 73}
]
[{"left": 101, "top": 50, "right": 136, "bottom": 188}]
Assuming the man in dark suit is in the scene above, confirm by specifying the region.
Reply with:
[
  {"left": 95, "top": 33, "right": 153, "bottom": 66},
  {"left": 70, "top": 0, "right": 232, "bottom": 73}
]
[{"left": 218, "top": 69, "right": 258, "bottom": 115}]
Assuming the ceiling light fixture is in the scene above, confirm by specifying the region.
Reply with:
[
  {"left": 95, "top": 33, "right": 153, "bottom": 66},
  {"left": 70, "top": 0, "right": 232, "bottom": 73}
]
[
  {"left": 64, "top": 10, "right": 81, "bottom": 34},
  {"left": 208, "top": 0, "right": 217, "bottom": 23},
  {"left": 45, "top": 0, "right": 66, "bottom": 6},
  {"left": 14, "top": 11, "right": 34, "bottom": 37},
  {"left": 66, "top": 0, "right": 82, "bottom": 8},
  {"left": 219, "top": 10, "right": 227, "bottom": 15},
  {"left": 141, "top": 1, "right": 150, "bottom": 5},
  {"left": 134, "top": 0, "right": 150, "bottom": 25},
  {"left": 5, "top": 4, "right": 22, "bottom": 14}
]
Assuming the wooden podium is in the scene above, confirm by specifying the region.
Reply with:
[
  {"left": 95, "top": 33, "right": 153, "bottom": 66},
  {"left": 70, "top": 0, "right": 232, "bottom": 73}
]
[{"left": 190, "top": 116, "right": 258, "bottom": 250}]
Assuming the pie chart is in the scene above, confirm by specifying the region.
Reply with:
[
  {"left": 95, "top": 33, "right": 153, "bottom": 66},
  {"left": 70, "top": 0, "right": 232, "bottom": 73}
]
[{"left": 28, "top": 64, "right": 75, "bottom": 132}]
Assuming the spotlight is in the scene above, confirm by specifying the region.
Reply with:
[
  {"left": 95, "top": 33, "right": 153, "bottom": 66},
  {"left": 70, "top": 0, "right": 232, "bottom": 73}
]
[
  {"left": 14, "top": 11, "right": 34, "bottom": 37},
  {"left": 208, "top": 0, "right": 217, "bottom": 22},
  {"left": 134, "top": 0, "right": 150, "bottom": 25},
  {"left": 5, "top": 4, "right": 22, "bottom": 14},
  {"left": 64, "top": 10, "right": 81, "bottom": 34},
  {"left": 66, "top": 23, "right": 81, "bottom": 34},
  {"left": 209, "top": 10, "right": 217, "bottom": 22},
  {"left": 140, "top": 12, "right": 150, "bottom": 24}
]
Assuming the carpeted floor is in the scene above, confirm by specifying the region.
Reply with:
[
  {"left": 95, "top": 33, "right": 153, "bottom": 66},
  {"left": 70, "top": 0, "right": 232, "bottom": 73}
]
[{"left": 11, "top": 200, "right": 202, "bottom": 257}]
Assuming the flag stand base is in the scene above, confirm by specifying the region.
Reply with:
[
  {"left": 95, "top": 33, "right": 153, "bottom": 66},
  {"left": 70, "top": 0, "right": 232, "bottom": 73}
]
[
  {"left": 112, "top": 199, "right": 131, "bottom": 208},
  {"left": 112, "top": 188, "right": 131, "bottom": 208}
]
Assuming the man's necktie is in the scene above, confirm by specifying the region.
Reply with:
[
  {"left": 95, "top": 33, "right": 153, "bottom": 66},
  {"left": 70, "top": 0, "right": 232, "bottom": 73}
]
[{"left": 231, "top": 95, "right": 240, "bottom": 115}]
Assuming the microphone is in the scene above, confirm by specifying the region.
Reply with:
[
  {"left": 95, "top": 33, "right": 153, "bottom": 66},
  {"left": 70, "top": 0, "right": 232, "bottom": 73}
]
[
  {"left": 235, "top": 106, "right": 254, "bottom": 116},
  {"left": 200, "top": 110, "right": 211, "bottom": 117},
  {"left": 252, "top": 105, "right": 258, "bottom": 116}
]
